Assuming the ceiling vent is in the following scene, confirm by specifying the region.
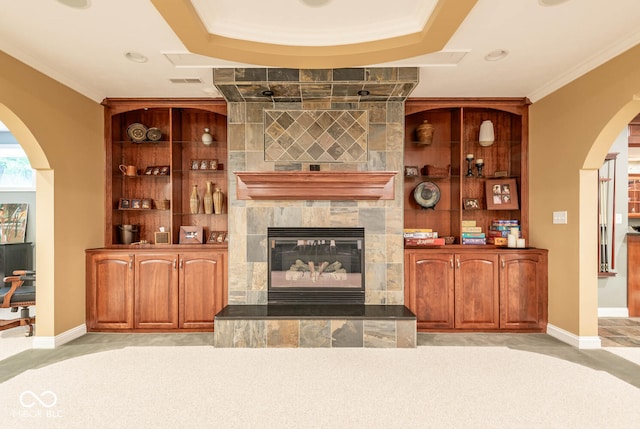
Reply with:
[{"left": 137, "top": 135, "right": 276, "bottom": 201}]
[{"left": 169, "top": 78, "right": 203, "bottom": 84}]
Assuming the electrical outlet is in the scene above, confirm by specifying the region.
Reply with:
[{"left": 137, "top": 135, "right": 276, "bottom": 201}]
[{"left": 553, "top": 211, "right": 568, "bottom": 224}]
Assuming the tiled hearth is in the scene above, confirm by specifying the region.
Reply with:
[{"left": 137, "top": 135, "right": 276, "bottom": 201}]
[
  {"left": 214, "top": 305, "right": 416, "bottom": 348},
  {"left": 213, "top": 67, "right": 419, "bottom": 348}
]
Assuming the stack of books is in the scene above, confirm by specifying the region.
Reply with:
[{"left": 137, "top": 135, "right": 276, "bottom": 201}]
[
  {"left": 404, "top": 228, "right": 445, "bottom": 246},
  {"left": 487, "top": 219, "right": 520, "bottom": 245},
  {"left": 461, "top": 220, "right": 486, "bottom": 245}
]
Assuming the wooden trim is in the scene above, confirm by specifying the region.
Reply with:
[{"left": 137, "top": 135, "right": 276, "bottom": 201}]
[{"left": 235, "top": 171, "right": 397, "bottom": 200}]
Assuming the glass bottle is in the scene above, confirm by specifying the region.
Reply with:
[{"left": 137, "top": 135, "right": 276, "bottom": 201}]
[
  {"left": 204, "top": 181, "right": 214, "bottom": 214},
  {"left": 189, "top": 185, "right": 200, "bottom": 214}
]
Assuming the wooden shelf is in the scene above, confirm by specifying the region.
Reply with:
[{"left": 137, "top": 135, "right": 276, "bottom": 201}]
[{"left": 235, "top": 171, "right": 397, "bottom": 200}]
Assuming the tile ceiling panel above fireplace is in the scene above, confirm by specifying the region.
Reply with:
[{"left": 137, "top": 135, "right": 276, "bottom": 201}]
[
  {"left": 265, "top": 109, "right": 368, "bottom": 162},
  {"left": 212, "top": 67, "right": 419, "bottom": 103}
]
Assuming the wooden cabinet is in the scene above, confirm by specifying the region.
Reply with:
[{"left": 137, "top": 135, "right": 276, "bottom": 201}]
[
  {"left": 135, "top": 253, "right": 179, "bottom": 329},
  {"left": 86, "top": 252, "right": 134, "bottom": 330},
  {"left": 629, "top": 174, "right": 640, "bottom": 217},
  {"left": 86, "top": 248, "right": 227, "bottom": 332},
  {"left": 628, "top": 234, "right": 640, "bottom": 317},
  {"left": 500, "top": 252, "right": 548, "bottom": 329},
  {"left": 404, "top": 98, "right": 529, "bottom": 242},
  {"left": 455, "top": 253, "right": 499, "bottom": 329},
  {"left": 404, "top": 248, "right": 547, "bottom": 332},
  {"left": 180, "top": 251, "right": 227, "bottom": 329},
  {"left": 103, "top": 98, "right": 228, "bottom": 246}
]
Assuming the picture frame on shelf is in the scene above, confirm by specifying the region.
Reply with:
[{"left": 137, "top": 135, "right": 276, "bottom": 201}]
[
  {"left": 131, "top": 199, "right": 141, "bottom": 209},
  {"left": 404, "top": 166, "right": 419, "bottom": 177},
  {"left": 144, "top": 167, "right": 154, "bottom": 175},
  {"left": 141, "top": 198, "right": 152, "bottom": 209},
  {"left": 463, "top": 198, "right": 480, "bottom": 210},
  {"left": 207, "top": 231, "right": 227, "bottom": 243},
  {"left": 179, "top": 226, "right": 204, "bottom": 244},
  {"left": 485, "top": 178, "right": 519, "bottom": 210},
  {"left": 118, "top": 198, "right": 130, "bottom": 209},
  {"left": 159, "top": 166, "right": 170, "bottom": 175},
  {"left": 154, "top": 231, "right": 171, "bottom": 245},
  {"left": 191, "top": 160, "right": 200, "bottom": 170}
]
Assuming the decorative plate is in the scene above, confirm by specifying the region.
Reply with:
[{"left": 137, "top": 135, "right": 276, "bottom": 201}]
[
  {"left": 146, "top": 127, "right": 162, "bottom": 142},
  {"left": 127, "top": 123, "right": 148, "bottom": 142},
  {"left": 413, "top": 181, "right": 441, "bottom": 209}
]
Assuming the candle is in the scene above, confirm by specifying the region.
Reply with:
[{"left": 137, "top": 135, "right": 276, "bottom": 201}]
[
  {"left": 476, "top": 159, "right": 484, "bottom": 164},
  {"left": 507, "top": 234, "right": 517, "bottom": 248},
  {"left": 517, "top": 238, "right": 526, "bottom": 248},
  {"left": 510, "top": 227, "right": 519, "bottom": 237},
  {"left": 466, "top": 154, "right": 474, "bottom": 160}
]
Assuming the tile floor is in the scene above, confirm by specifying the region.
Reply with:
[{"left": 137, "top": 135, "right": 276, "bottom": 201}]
[{"left": 599, "top": 317, "right": 640, "bottom": 346}]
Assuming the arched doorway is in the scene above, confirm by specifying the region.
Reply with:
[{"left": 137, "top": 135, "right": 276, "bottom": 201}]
[{"left": 0, "top": 104, "right": 54, "bottom": 344}]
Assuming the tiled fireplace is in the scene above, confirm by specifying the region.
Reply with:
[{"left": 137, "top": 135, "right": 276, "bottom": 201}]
[{"left": 212, "top": 67, "right": 418, "bottom": 347}]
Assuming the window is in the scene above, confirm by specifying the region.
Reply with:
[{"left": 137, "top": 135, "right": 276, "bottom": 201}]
[{"left": 0, "top": 122, "right": 35, "bottom": 191}]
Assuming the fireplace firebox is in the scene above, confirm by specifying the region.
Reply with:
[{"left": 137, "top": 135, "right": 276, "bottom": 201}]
[{"left": 268, "top": 227, "right": 365, "bottom": 304}]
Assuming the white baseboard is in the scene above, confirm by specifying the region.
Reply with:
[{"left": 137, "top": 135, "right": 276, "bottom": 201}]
[
  {"left": 32, "top": 323, "right": 87, "bottom": 349},
  {"left": 546, "top": 323, "right": 602, "bottom": 349},
  {"left": 597, "top": 307, "right": 629, "bottom": 318}
]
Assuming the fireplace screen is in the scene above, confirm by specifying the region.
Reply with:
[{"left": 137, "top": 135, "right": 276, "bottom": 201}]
[{"left": 268, "top": 227, "right": 365, "bottom": 304}]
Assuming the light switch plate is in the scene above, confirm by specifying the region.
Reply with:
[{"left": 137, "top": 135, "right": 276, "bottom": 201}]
[
  {"left": 553, "top": 211, "right": 568, "bottom": 224},
  {"left": 616, "top": 213, "right": 622, "bottom": 224}
]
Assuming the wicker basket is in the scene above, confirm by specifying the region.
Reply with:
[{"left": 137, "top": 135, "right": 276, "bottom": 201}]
[
  {"left": 424, "top": 164, "right": 450, "bottom": 178},
  {"left": 155, "top": 199, "right": 170, "bottom": 210}
]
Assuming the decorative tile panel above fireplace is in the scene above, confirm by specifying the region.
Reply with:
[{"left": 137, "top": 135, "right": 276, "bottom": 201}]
[{"left": 264, "top": 109, "right": 368, "bottom": 162}]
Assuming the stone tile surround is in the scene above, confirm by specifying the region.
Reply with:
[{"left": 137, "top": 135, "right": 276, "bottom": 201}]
[{"left": 212, "top": 67, "right": 419, "bottom": 348}]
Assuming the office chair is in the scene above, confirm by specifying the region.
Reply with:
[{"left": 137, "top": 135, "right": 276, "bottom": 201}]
[{"left": 0, "top": 270, "right": 36, "bottom": 337}]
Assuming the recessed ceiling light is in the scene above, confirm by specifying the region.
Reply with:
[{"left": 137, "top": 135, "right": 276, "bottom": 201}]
[
  {"left": 262, "top": 90, "right": 274, "bottom": 96},
  {"left": 56, "top": 0, "right": 91, "bottom": 9},
  {"left": 357, "top": 90, "right": 370, "bottom": 96},
  {"left": 484, "top": 49, "right": 509, "bottom": 61},
  {"left": 538, "top": 0, "right": 570, "bottom": 6},
  {"left": 300, "top": 0, "right": 331, "bottom": 7},
  {"left": 125, "top": 52, "right": 148, "bottom": 63}
]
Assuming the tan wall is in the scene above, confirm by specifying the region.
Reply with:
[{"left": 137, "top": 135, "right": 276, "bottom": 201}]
[
  {"left": 530, "top": 44, "right": 640, "bottom": 337},
  {"left": 3, "top": 40, "right": 640, "bottom": 340},
  {"left": 0, "top": 51, "right": 104, "bottom": 337}
]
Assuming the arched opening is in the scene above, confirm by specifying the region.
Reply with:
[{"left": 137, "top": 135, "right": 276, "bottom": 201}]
[{"left": 0, "top": 104, "right": 54, "bottom": 342}]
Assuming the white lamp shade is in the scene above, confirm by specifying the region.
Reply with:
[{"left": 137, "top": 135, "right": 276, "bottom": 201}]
[{"left": 479, "top": 120, "right": 495, "bottom": 147}]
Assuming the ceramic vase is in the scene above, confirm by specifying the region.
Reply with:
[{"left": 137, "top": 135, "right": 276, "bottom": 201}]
[
  {"left": 204, "top": 181, "right": 214, "bottom": 214},
  {"left": 201, "top": 128, "right": 213, "bottom": 146},
  {"left": 415, "top": 120, "right": 434, "bottom": 145},
  {"left": 189, "top": 185, "right": 200, "bottom": 214},
  {"left": 213, "top": 188, "right": 224, "bottom": 214}
]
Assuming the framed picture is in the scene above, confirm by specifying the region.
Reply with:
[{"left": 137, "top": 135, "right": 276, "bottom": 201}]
[
  {"left": 159, "top": 166, "right": 170, "bottom": 175},
  {"left": 485, "top": 178, "right": 519, "bottom": 210},
  {"left": 191, "top": 160, "right": 200, "bottom": 170},
  {"left": 463, "top": 198, "right": 480, "bottom": 210},
  {"left": 118, "top": 198, "right": 130, "bottom": 209},
  {"left": 200, "top": 160, "right": 209, "bottom": 170},
  {"left": 141, "top": 198, "right": 152, "bottom": 209},
  {"left": 0, "top": 203, "right": 28, "bottom": 243},
  {"left": 207, "top": 231, "right": 227, "bottom": 243},
  {"left": 179, "top": 226, "right": 203, "bottom": 244},
  {"left": 131, "top": 199, "right": 141, "bottom": 209},
  {"left": 144, "top": 167, "right": 154, "bottom": 175},
  {"left": 404, "top": 166, "right": 419, "bottom": 177},
  {"left": 209, "top": 159, "right": 219, "bottom": 170}
]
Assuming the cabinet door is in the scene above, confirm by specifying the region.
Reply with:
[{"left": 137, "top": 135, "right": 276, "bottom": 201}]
[
  {"left": 455, "top": 253, "right": 499, "bottom": 329},
  {"left": 135, "top": 253, "right": 179, "bottom": 329},
  {"left": 499, "top": 252, "right": 544, "bottom": 329},
  {"left": 86, "top": 252, "right": 134, "bottom": 330},
  {"left": 405, "top": 251, "right": 455, "bottom": 329},
  {"left": 179, "top": 251, "right": 227, "bottom": 329}
]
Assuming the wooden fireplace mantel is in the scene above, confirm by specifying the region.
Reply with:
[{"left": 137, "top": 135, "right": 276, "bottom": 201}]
[{"left": 235, "top": 171, "right": 397, "bottom": 200}]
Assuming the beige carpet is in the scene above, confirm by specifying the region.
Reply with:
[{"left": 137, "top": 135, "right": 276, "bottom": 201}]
[
  {"left": 0, "top": 326, "right": 32, "bottom": 361},
  {"left": 1, "top": 345, "right": 639, "bottom": 429}
]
